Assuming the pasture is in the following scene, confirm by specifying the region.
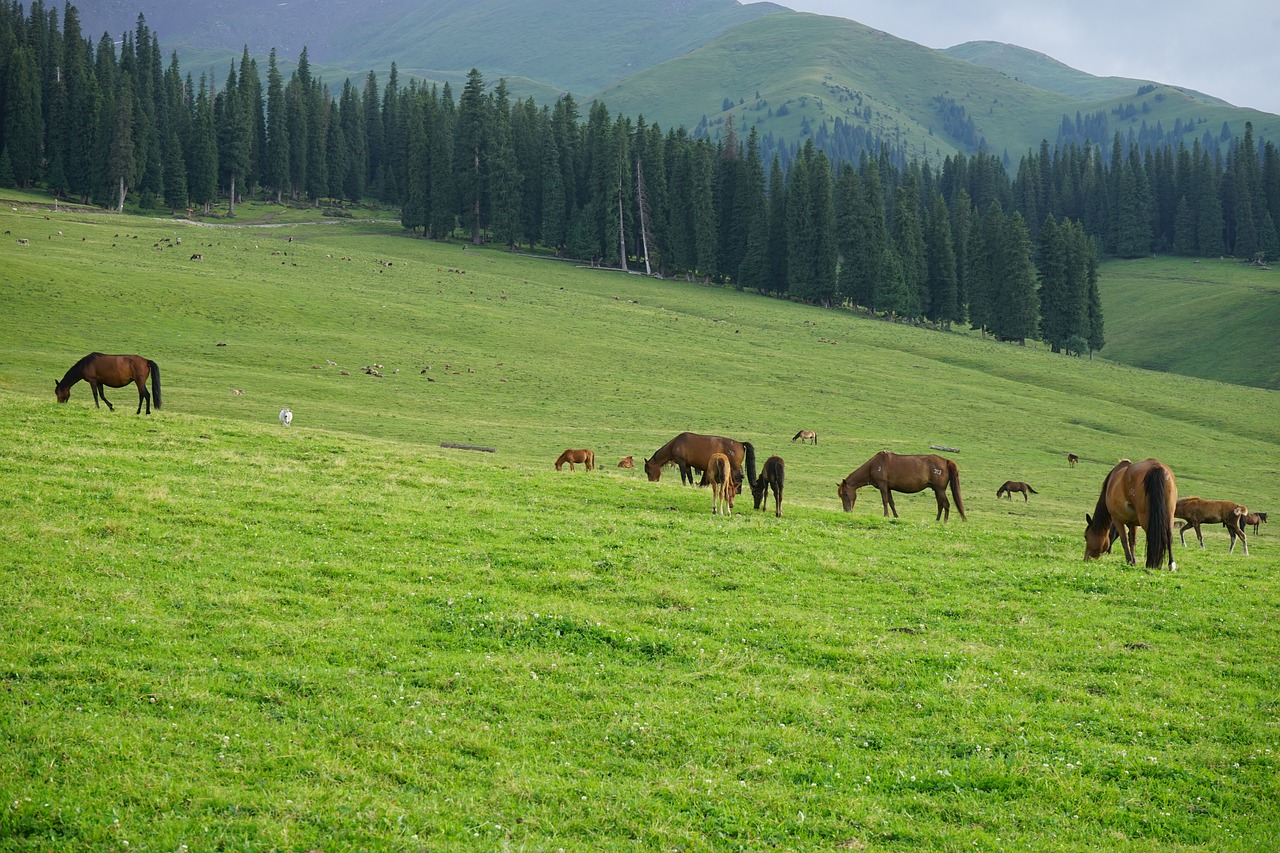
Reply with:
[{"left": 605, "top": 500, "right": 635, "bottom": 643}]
[{"left": 1, "top": 201, "right": 1278, "bottom": 849}]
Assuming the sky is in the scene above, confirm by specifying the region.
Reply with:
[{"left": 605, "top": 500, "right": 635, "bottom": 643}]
[{"left": 751, "top": 0, "right": 1280, "bottom": 116}]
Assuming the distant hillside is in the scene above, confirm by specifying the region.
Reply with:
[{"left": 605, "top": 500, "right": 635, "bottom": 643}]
[{"left": 74, "top": 0, "right": 785, "bottom": 94}]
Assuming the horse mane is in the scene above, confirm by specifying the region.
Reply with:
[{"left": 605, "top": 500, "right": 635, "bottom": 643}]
[
  {"left": 57, "top": 351, "right": 104, "bottom": 389},
  {"left": 1087, "top": 464, "right": 1121, "bottom": 532}
]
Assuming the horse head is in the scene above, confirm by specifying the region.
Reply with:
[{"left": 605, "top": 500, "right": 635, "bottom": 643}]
[
  {"left": 837, "top": 479, "right": 856, "bottom": 512},
  {"left": 643, "top": 457, "right": 662, "bottom": 482},
  {"left": 55, "top": 381, "right": 70, "bottom": 403},
  {"left": 1082, "top": 513, "right": 1113, "bottom": 560}
]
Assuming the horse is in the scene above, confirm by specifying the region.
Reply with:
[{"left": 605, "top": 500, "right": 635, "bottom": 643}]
[
  {"left": 617, "top": 456, "right": 635, "bottom": 469},
  {"left": 1243, "top": 511, "right": 1267, "bottom": 534},
  {"left": 1083, "top": 458, "right": 1177, "bottom": 570},
  {"left": 644, "top": 432, "right": 756, "bottom": 490},
  {"left": 792, "top": 429, "right": 817, "bottom": 445},
  {"left": 555, "top": 448, "right": 595, "bottom": 472},
  {"left": 279, "top": 407, "right": 293, "bottom": 426},
  {"left": 752, "top": 455, "right": 785, "bottom": 517},
  {"left": 707, "top": 452, "right": 735, "bottom": 516},
  {"left": 1175, "top": 497, "right": 1249, "bottom": 555},
  {"left": 55, "top": 353, "right": 162, "bottom": 414},
  {"left": 837, "top": 451, "right": 966, "bottom": 521},
  {"left": 1068, "top": 453, "right": 1079, "bottom": 467},
  {"left": 996, "top": 481, "right": 1038, "bottom": 501}
]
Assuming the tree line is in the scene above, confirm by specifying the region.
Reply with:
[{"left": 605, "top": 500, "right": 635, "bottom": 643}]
[{"left": 3, "top": 5, "right": 1278, "bottom": 353}]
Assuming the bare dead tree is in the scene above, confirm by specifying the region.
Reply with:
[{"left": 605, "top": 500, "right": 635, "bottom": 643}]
[{"left": 636, "top": 158, "right": 653, "bottom": 277}]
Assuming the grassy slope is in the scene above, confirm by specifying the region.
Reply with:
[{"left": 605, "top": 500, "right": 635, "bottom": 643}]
[
  {"left": 1099, "top": 257, "right": 1280, "bottom": 391},
  {"left": 1, "top": 203, "right": 1278, "bottom": 849}
]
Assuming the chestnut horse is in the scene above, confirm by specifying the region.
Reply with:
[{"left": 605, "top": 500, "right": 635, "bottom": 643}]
[
  {"left": 617, "top": 456, "right": 635, "bottom": 469},
  {"left": 1175, "top": 497, "right": 1249, "bottom": 555},
  {"left": 554, "top": 448, "right": 595, "bottom": 472},
  {"left": 707, "top": 452, "right": 735, "bottom": 516},
  {"left": 55, "top": 352, "right": 162, "bottom": 414},
  {"left": 1084, "top": 458, "right": 1177, "bottom": 570},
  {"left": 644, "top": 432, "right": 756, "bottom": 490},
  {"left": 792, "top": 429, "right": 817, "bottom": 445},
  {"left": 997, "top": 481, "right": 1038, "bottom": 501},
  {"left": 1243, "top": 511, "right": 1267, "bottom": 534},
  {"left": 837, "top": 451, "right": 966, "bottom": 521},
  {"left": 752, "top": 455, "right": 785, "bottom": 517}
]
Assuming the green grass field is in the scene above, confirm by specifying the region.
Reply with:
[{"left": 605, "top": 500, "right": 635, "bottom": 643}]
[{"left": 1, "top": 201, "right": 1278, "bottom": 850}]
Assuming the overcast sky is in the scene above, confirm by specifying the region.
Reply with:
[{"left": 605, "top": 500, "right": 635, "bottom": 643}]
[{"left": 753, "top": 0, "right": 1280, "bottom": 116}]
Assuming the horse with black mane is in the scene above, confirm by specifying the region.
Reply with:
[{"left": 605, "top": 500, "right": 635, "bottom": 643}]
[
  {"left": 792, "top": 429, "right": 817, "bottom": 445},
  {"left": 644, "top": 432, "right": 756, "bottom": 491},
  {"left": 55, "top": 353, "right": 161, "bottom": 414},
  {"left": 997, "top": 481, "right": 1038, "bottom": 501},
  {"left": 837, "top": 451, "right": 966, "bottom": 521},
  {"left": 752, "top": 455, "right": 785, "bottom": 517},
  {"left": 1084, "top": 458, "right": 1177, "bottom": 570}
]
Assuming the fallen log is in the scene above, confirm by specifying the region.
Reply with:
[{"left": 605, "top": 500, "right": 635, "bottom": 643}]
[
  {"left": 441, "top": 442, "right": 496, "bottom": 453},
  {"left": 930, "top": 444, "right": 960, "bottom": 453}
]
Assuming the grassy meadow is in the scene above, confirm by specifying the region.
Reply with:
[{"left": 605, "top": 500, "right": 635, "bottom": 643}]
[{"left": 1, "top": 199, "right": 1279, "bottom": 850}]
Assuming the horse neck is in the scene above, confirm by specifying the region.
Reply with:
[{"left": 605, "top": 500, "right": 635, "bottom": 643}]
[
  {"left": 1088, "top": 471, "right": 1118, "bottom": 532},
  {"left": 845, "top": 461, "right": 875, "bottom": 488},
  {"left": 57, "top": 363, "right": 84, "bottom": 390}
]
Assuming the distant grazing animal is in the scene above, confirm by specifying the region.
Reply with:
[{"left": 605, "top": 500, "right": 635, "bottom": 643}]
[
  {"left": 279, "top": 407, "right": 292, "bottom": 426},
  {"left": 1243, "top": 511, "right": 1267, "bottom": 534},
  {"left": 752, "top": 455, "right": 785, "bottom": 517},
  {"left": 997, "top": 481, "right": 1038, "bottom": 501},
  {"left": 792, "top": 429, "right": 817, "bottom": 445},
  {"left": 55, "top": 353, "right": 162, "bottom": 414},
  {"left": 555, "top": 448, "right": 595, "bottom": 472},
  {"left": 838, "top": 451, "right": 966, "bottom": 521},
  {"left": 1068, "top": 453, "right": 1079, "bottom": 467},
  {"left": 617, "top": 455, "right": 635, "bottom": 469},
  {"left": 707, "top": 452, "right": 735, "bottom": 516},
  {"left": 1084, "top": 458, "right": 1177, "bottom": 570},
  {"left": 644, "top": 432, "right": 756, "bottom": 490},
  {"left": 189, "top": 253, "right": 203, "bottom": 260},
  {"left": 1175, "top": 497, "right": 1249, "bottom": 555}
]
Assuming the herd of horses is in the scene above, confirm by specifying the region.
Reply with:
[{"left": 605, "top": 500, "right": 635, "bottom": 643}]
[{"left": 54, "top": 354, "right": 1262, "bottom": 563}]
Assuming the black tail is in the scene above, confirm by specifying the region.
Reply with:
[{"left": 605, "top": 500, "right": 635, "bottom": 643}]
[
  {"left": 148, "top": 360, "right": 162, "bottom": 409},
  {"left": 948, "top": 460, "right": 967, "bottom": 520},
  {"left": 743, "top": 442, "right": 757, "bottom": 489},
  {"left": 1028, "top": 485, "right": 1038, "bottom": 493},
  {"left": 1144, "top": 466, "right": 1173, "bottom": 569}
]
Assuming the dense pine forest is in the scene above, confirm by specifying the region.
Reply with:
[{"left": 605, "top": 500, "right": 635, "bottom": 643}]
[{"left": 3, "top": 4, "right": 1279, "bottom": 355}]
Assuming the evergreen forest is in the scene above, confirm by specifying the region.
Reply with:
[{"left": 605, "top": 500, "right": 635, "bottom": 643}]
[{"left": 4, "top": 4, "right": 1280, "bottom": 355}]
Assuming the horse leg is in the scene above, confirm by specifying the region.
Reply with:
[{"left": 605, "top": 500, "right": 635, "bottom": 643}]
[
  {"left": 95, "top": 383, "right": 114, "bottom": 411},
  {"left": 1193, "top": 522, "right": 1205, "bottom": 549},
  {"left": 773, "top": 483, "right": 782, "bottom": 518},
  {"left": 879, "top": 485, "right": 895, "bottom": 517},
  {"left": 136, "top": 378, "right": 149, "bottom": 414},
  {"left": 1022, "top": 489, "right": 1029, "bottom": 502},
  {"left": 1178, "top": 522, "right": 1188, "bottom": 547}
]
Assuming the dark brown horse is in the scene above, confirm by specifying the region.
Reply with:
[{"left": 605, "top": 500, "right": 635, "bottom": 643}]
[
  {"left": 752, "top": 455, "right": 785, "bottom": 517},
  {"left": 837, "top": 451, "right": 966, "bottom": 521},
  {"left": 644, "top": 432, "right": 756, "bottom": 490},
  {"left": 1175, "top": 497, "right": 1249, "bottom": 555},
  {"left": 707, "top": 452, "right": 735, "bottom": 516},
  {"left": 997, "top": 480, "right": 1038, "bottom": 501},
  {"left": 554, "top": 448, "right": 595, "bottom": 472},
  {"left": 1243, "top": 511, "right": 1267, "bottom": 534},
  {"left": 1068, "top": 453, "right": 1079, "bottom": 467},
  {"left": 1084, "top": 458, "right": 1177, "bottom": 569},
  {"left": 55, "top": 353, "right": 161, "bottom": 414},
  {"left": 792, "top": 429, "right": 817, "bottom": 445}
]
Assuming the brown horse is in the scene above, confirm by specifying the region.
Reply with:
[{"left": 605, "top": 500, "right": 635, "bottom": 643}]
[
  {"left": 1243, "top": 511, "right": 1267, "bottom": 534},
  {"left": 837, "top": 451, "right": 966, "bottom": 521},
  {"left": 644, "top": 432, "right": 756, "bottom": 489},
  {"left": 792, "top": 429, "right": 817, "bottom": 445},
  {"left": 1068, "top": 453, "right": 1079, "bottom": 467},
  {"left": 752, "top": 455, "right": 785, "bottom": 517},
  {"left": 617, "top": 456, "right": 635, "bottom": 469},
  {"left": 1084, "top": 458, "right": 1177, "bottom": 569},
  {"left": 56, "top": 353, "right": 162, "bottom": 414},
  {"left": 997, "top": 480, "right": 1038, "bottom": 501},
  {"left": 554, "top": 448, "right": 595, "bottom": 472},
  {"left": 1175, "top": 497, "right": 1249, "bottom": 555},
  {"left": 707, "top": 452, "right": 735, "bottom": 516}
]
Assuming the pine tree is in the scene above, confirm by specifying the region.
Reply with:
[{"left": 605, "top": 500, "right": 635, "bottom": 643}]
[
  {"left": 3, "top": 45, "right": 42, "bottom": 186},
  {"left": 991, "top": 211, "right": 1039, "bottom": 343},
  {"left": 736, "top": 127, "right": 769, "bottom": 292},
  {"left": 891, "top": 179, "right": 926, "bottom": 317},
  {"left": 765, "top": 153, "right": 788, "bottom": 295},
  {"left": 263, "top": 48, "right": 289, "bottom": 203},
  {"left": 188, "top": 74, "right": 218, "bottom": 212},
  {"left": 456, "top": 68, "right": 489, "bottom": 244},
  {"left": 924, "top": 191, "right": 958, "bottom": 326},
  {"left": 1036, "top": 214, "right": 1069, "bottom": 350},
  {"left": 106, "top": 74, "right": 137, "bottom": 212}
]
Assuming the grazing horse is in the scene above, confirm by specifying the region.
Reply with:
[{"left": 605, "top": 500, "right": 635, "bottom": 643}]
[
  {"left": 792, "top": 429, "right": 817, "bottom": 445},
  {"left": 644, "top": 432, "right": 756, "bottom": 490},
  {"left": 617, "top": 456, "right": 635, "bottom": 469},
  {"left": 996, "top": 480, "right": 1038, "bottom": 501},
  {"left": 1243, "top": 511, "right": 1267, "bottom": 534},
  {"left": 1068, "top": 453, "right": 1079, "bottom": 467},
  {"left": 752, "top": 455, "right": 785, "bottom": 517},
  {"left": 55, "top": 352, "right": 162, "bottom": 414},
  {"left": 707, "top": 452, "right": 735, "bottom": 516},
  {"left": 279, "top": 407, "right": 293, "bottom": 426},
  {"left": 837, "top": 451, "right": 966, "bottom": 521},
  {"left": 1084, "top": 458, "right": 1177, "bottom": 570},
  {"left": 1175, "top": 497, "right": 1250, "bottom": 555},
  {"left": 555, "top": 448, "right": 595, "bottom": 472}
]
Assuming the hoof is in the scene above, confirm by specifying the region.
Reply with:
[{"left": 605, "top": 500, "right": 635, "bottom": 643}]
[{"left": 1169, "top": 562, "right": 1177, "bottom": 571}]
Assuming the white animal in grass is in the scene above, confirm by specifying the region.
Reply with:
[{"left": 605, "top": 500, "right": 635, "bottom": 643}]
[{"left": 279, "top": 407, "right": 293, "bottom": 427}]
